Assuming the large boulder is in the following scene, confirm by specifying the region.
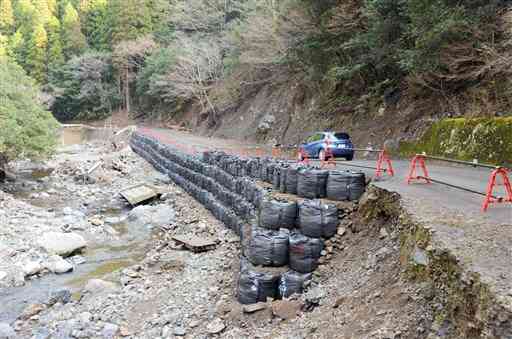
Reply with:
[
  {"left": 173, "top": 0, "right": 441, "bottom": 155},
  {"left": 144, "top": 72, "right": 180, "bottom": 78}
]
[
  {"left": 38, "top": 232, "right": 86, "bottom": 257},
  {"left": 127, "top": 204, "right": 175, "bottom": 228},
  {"left": 44, "top": 255, "right": 73, "bottom": 274}
]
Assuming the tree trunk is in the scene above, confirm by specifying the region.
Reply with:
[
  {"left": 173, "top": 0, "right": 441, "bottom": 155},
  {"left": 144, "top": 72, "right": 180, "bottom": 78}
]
[
  {"left": 0, "top": 153, "right": 7, "bottom": 182},
  {"left": 125, "top": 67, "right": 131, "bottom": 114}
]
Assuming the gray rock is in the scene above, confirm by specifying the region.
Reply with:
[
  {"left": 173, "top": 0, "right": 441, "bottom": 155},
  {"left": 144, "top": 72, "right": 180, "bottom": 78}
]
[
  {"left": 0, "top": 323, "right": 15, "bottom": 338},
  {"left": 22, "top": 261, "right": 42, "bottom": 276},
  {"left": 174, "top": 326, "right": 187, "bottom": 336},
  {"left": 101, "top": 323, "right": 119, "bottom": 338},
  {"left": 206, "top": 318, "right": 225, "bottom": 334},
  {"left": 379, "top": 228, "right": 389, "bottom": 239},
  {"left": 48, "top": 288, "right": 71, "bottom": 306},
  {"left": 305, "top": 286, "right": 326, "bottom": 305},
  {"left": 128, "top": 204, "right": 175, "bottom": 228},
  {"left": 45, "top": 256, "right": 73, "bottom": 274},
  {"left": 83, "top": 279, "right": 118, "bottom": 294},
  {"left": 413, "top": 246, "right": 429, "bottom": 266},
  {"left": 38, "top": 232, "right": 86, "bottom": 257}
]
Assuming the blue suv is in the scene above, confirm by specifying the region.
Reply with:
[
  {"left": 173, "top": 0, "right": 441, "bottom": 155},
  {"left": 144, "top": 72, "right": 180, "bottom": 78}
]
[{"left": 299, "top": 132, "right": 354, "bottom": 161}]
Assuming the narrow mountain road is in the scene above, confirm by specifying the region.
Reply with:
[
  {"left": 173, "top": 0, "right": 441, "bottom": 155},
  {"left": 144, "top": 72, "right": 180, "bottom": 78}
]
[{"left": 138, "top": 126, "right": 512, "bottom": 301}]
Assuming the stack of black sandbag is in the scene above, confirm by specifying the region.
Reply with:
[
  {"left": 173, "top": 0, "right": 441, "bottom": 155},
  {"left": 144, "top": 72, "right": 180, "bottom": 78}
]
[
  {"left": 284, "top": 166, "right": 299, "bottom": 194},
  {"left": 298, "top": 200, "right": 338, "bottom": 238},
  {"left": 288, "top": 231, "right": 324, "bottom": 273},
  {"left": 278, "top": 270, "right": 312, "bottom": 298},
  {"left": 246, "top": 228, "right": 290, "bottom": 267},
  {"left": 326, "top": 170, "right": 366, "bottom": 201},
  {"left": 259, "top": 199, "right": 297, "bottom": 230},
  {"left": 237, "top": 258, "right": 281, "bottom": 304},
  {"left": 297, "top": 169, "right": 329, "bottom": 199}
]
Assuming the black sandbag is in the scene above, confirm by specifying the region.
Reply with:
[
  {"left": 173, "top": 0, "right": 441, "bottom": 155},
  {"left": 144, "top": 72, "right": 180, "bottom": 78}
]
[
  {"left": 278, "top": 270, "right": 312, "bottom": 298},
  {"left": 265, "top": 163, "right": 276, "bottom": 184},
  {"left": 297, "top": 169, "right": 329, "bottom": 199},
  {"left": 246, "top": 228, "right": 289, "bottom": 267},
  {"left": 298, "top": 200, "right": 338, "bottom": 238},
  {"left": 237, "top": 257, "right": 280, "bottom": 304},
  {"left": 347, "top": 171, "right": 366, "bottom": 201},
  {"left": 259, "top": 199, "right": 297, "bottom": 230},
  {"left": 272, "top": 166, "right": 281, "bottom": 190},
  {"left": 252, "top": 186, "right": 266, "bottom": 209},
  {"left": 260, "top": 162, "right": 269, "bottom": 182},
  {"left": 285, "top": 166, "right": 299, "bottom": 194},
  {"left": 326, "top": 170, "right": 350, "bottom": 201},
  {"left": 289, "top": 232, "right": 324, "bottom": 274},
  {"left": 279, "top": 165, "right": 288, "bottom": 193}
]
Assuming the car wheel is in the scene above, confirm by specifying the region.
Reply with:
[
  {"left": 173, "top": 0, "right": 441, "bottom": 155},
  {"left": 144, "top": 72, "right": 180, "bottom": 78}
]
[
  {"left": 345, "top": 154, "right": 354, "bottom": 161},
  {"left": 319, "top": 149, "right": 326, "bottom": 161}
]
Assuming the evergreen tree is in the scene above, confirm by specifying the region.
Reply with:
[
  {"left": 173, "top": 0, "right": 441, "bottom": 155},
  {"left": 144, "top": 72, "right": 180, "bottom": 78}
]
[
  {"left": 108, "top": 0, "right": 152, "bottom": 44},
  {"left": 14, "top": 0, "right": 36, "bottom": 27},
  {"left": 8, "top": 29, "right": 25, "bottom": 64},
  {"left": 34, "top": 0, "right": 52, "bottom": 24},
  {"left": 0, "top": 57, "right": 59, "bottom": 161},
  {"left": 61, "top": 1, "right": 87, "bottom": 58},
  {"left": 0, "top": 0, "right": 15, "bottom": 34},
  {"left": 27, "top": 23, "right": 48, "bottom": 82},
  {"left": 46, "top": 15, "right": 64, "bottom": 67},
  {"left": 145, "top": 0, "right": 172, "bottom": 42},
  {"left": 47, "top": 0, "right": 57, "bottom": 14},
  {"left": 81, "top": 0, "right": 110, "bottom": 50}
]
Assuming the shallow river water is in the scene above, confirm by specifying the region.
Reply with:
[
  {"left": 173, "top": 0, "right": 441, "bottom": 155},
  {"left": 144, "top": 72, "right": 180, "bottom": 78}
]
[{"left": 0, "top": 125, "right": 155, "bottom": 323}]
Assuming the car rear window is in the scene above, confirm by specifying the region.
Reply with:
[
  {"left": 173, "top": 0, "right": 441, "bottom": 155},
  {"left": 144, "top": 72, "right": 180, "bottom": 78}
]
[{"left": 334, "top": 132, "right": 350, "bottom": 140}]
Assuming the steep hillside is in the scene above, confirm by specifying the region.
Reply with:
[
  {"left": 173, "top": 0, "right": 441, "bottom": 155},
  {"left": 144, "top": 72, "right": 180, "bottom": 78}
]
[{"left": 153, "top": 1, "right": 512, "bottom": 152}]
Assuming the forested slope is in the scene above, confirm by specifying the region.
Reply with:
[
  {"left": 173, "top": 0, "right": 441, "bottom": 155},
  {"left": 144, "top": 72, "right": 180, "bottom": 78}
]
[{"left": 2, "top": 0, "right": 512, "bottom": 148}]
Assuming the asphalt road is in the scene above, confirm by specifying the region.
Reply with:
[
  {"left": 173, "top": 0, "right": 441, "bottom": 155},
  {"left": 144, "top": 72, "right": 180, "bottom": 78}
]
[{"left": 139, "top": 126, "right": 511, "bottom": 225}]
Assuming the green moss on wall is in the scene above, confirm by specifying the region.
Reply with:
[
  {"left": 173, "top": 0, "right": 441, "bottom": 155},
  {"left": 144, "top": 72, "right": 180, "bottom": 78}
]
[{"left": 399, "top": 117, "right": 512, "bottom": 166}]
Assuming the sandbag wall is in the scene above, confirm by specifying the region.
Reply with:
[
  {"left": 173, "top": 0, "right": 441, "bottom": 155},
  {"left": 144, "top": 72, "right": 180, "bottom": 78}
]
[
  {"left": 202, "top": 151, "right": 366, "bottom": 202},
  {"left": 130, "top": 133, "right": 263, "bottom": 236},
  {"left": 201, "top": 152, "right": 368, "bottom": 304},
  {"left": 130, "top": 134, "right": 366, "bottom": 305}
]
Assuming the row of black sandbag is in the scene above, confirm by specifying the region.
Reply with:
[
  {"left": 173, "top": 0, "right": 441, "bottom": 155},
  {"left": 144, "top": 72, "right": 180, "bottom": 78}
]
[
  {"left": 203, "top": 150, "right": 366, "bottom": 202},
  {"left": 132, "top": 133, "right": 263, "bottom": 218},
  {"left": 259, "top": 199, "right": 338, "bottom": 239},
  {"left": 134, "top": 135, "right": 267, "bottom": 210},
  {"left": 130, "top": 137, "right": 248, "bottom": 234},
  {"left": 244, "top": 227, "right": 324, "bottom": 272},
  {"left": 237, "top": 257, "right": 312, "bottom": 304},
  {"left": 273, "top": 165, "right": 365, "bottom": 201}
]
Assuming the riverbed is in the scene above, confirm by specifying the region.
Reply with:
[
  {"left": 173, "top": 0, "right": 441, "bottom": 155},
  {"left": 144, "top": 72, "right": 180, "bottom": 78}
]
[{"left": 0, "top": 126, "right": 169, "bottom": 323}]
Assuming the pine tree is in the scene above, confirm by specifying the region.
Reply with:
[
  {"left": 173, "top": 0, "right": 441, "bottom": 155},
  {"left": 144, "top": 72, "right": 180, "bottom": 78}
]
[
  {"left": 81, "top": 0, "right": 109, "bottom": 50},
  {"left": 14, "top": 0, "right": 36, "bottom": 27},
  {"left": 27, "top": 23, "right": 48, "bottom": 83},
  {"left": 34, "top": 0, "right": 52, "bottom": 25},
  {"left": 46, "top": 15, "right": 64, "bottom": 67},
  {"left": 8, "top": 29, "right": 25, "bottom": 64},
  {"left": 0, "top": 0, "right": 15, "bottom": 34},
  {"left": 108, "top": 0, "right": 152, "bottom": 45},
  {"left": 61, "top": 1, "right": 87, "bottom": 58},
  {"left": 47, "top": 0, "right": 57, "bottom": 14}
]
